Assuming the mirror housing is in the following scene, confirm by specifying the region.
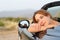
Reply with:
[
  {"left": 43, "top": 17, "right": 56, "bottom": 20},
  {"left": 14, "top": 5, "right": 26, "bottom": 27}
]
[{"left": 18, "top": 20, "right": 30, "bottom": 28}]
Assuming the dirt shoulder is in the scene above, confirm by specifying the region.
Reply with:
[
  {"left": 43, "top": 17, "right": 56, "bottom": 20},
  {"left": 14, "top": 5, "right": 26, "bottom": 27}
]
[{"left": 0, "top": 29, "right": 18, "bottom": 40}]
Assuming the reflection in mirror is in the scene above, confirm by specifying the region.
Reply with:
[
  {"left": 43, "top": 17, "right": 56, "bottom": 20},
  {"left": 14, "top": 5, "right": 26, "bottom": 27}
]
[
  {"left": 18, "top": 20, "right": 30, "bottom": 28},
  {"left": 20, "top": 21, "right": 28, "bottom": 26}
]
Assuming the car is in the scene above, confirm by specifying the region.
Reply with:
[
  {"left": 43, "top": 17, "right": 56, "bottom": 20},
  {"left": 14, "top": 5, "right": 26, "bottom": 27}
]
[{"left": 18, "top": 1, "right": 60, "bottom": 40}]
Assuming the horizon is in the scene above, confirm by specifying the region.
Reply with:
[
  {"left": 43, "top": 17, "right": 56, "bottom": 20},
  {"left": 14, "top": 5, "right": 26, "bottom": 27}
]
[
  {"left": 0, "top": 0, "right": 60, "bottom": 18},
  {"left": 0, "top": 8, "right": 60, "bottom": 18}
]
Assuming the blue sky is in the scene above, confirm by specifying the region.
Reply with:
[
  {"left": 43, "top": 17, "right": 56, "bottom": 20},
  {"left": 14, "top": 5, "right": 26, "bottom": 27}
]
[{"left": 0, "top": 0, "right": 60, "bottom": 11}]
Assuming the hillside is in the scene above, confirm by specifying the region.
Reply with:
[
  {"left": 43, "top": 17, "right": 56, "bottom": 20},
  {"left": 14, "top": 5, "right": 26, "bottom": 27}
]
[
  {"left": 0, "top": 17, "right": 28, "bottom": 30},
  {"left": 0, "top": 9, "right": 36, "bottom": 18}
]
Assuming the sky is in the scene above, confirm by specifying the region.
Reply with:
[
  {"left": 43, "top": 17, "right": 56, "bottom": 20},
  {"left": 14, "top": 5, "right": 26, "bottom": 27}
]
[{"left": 0, "top": 0, "right": 60, "bottom": 11}]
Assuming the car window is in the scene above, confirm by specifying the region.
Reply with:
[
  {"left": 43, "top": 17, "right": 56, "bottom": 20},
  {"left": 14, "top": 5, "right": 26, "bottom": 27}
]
[{"left": 47, "top": 6, "right": 60, "bottom": 17}]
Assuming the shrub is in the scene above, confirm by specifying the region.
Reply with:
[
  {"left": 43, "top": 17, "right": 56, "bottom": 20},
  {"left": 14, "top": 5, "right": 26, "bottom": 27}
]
[{"left": 0, "top": 21, "right": 5, "bottom": 26}]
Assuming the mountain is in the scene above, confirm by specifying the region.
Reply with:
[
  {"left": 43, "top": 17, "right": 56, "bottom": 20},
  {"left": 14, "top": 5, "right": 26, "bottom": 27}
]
[
  {"left": 0, "top": 7, "right": 60, "bottom": 18},
  {"left": 0, "top": 9, "right": 36, "bottom": 18}
]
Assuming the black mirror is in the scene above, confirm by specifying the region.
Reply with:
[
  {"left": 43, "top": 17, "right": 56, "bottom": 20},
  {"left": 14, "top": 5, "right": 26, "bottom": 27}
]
[{"left": 18, "top": 20, "right": 30, "bottom": 28}]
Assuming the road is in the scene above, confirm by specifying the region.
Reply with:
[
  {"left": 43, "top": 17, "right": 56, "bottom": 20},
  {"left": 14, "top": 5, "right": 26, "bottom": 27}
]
[{"left": 0, "top": 29, "right": 18, "bottom": 40}]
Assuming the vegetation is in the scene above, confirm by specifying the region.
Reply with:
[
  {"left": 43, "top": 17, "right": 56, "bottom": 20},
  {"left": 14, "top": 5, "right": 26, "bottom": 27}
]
[
  {"left": 0, "top": 17, "right": 28, "bottom": 30},
  {"left": 0, "top": 17, "right": 27, "bottom": 22},
  {"left": 0, "top": 21, "right": 4, "bottom": 26}
]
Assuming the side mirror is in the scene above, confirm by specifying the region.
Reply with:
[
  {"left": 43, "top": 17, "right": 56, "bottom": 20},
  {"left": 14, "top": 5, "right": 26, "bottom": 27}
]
[{"left": 18, "top": 20, "right": 30, "bottom": 28}]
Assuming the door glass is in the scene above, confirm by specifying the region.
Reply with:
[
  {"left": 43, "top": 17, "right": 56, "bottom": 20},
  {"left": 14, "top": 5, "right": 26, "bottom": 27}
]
[{"left": 47, "top": 6, "right": 60, "bottom": 17}]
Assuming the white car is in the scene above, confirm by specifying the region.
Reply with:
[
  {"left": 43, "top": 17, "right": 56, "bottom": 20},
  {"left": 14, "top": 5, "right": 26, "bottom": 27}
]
[{"left": 18, "top": 1, "right": 60, "bottom": 40}]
